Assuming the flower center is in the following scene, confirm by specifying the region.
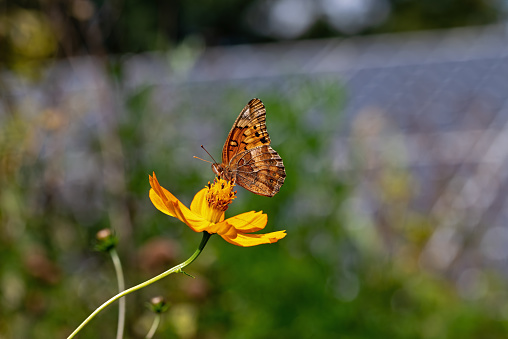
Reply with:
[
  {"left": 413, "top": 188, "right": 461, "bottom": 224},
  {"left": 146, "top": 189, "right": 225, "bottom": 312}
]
[{"left": 205, "top": 178, "right": 236, "bottom": 222}]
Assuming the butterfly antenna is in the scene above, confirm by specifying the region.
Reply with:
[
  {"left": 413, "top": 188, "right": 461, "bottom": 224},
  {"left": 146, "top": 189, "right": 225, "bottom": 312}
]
[
  {"left": 193, "top": 155, "right": 212, "bottom": 164},
  {"left": 200, "top": 145, "right": 218, "bottom": 164}
]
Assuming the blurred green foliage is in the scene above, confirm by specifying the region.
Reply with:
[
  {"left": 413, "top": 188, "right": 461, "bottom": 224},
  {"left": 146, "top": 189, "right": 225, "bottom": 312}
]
[
  {"left": 1, "top": 70, "right": 508, "bottom": 338},
  {"left": 1, "top": 1, "right": 508, "bottom": 338}
]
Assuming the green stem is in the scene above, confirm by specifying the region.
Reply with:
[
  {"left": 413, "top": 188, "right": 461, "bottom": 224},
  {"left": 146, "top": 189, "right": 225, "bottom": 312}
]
[
  {"left": 67, "top": 232, "right": 212, "bottom": 339},
  {"left": 145, "top": 314, "right": 161, "bottom": 339},
  {"left": 110, "top": 249, "right": 126, "bottom": 339}
]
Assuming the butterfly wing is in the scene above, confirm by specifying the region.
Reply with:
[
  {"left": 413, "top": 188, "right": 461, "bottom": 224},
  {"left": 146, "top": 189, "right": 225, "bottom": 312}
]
[
  {"left": 222, "top": 98, "right": 271, "bottom": 164},
  {"left": 229, "top": 145, "right": 286, "bottom": 197},
  {"left": 220, "top": 98, "right": 286, "bottom": 197}
]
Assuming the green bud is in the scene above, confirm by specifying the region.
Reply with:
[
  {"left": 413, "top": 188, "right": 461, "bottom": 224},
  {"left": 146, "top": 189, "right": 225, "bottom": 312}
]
[
  {"left": 95, "top": 229, "right": 118, "bottom": 252},
  {"left": 148, "top": 296, "right": 169, "bottom": 314}
]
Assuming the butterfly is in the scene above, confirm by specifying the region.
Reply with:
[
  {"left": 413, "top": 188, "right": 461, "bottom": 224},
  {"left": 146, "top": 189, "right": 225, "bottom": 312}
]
[{"left": 211, "top": 98, "right": 286, "bottom": 197}]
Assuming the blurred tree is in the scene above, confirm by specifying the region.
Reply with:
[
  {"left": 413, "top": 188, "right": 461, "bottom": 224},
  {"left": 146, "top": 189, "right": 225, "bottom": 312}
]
[
  {"left": 381, "top": 0, "right": 499, "bottom": 33},
  {"left": 0, "top": 0, "right": 501, "bottom": 67}
]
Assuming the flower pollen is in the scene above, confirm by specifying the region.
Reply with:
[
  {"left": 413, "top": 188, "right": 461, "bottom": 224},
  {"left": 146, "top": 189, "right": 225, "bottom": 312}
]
[{"left": 206, "top": 178, "right": 236, "bottom": 213}]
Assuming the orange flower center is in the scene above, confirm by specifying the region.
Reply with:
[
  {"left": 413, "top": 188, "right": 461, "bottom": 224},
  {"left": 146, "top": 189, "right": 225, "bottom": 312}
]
[{"left": 205, "top": 178, "right": 236, "bottom": 223}]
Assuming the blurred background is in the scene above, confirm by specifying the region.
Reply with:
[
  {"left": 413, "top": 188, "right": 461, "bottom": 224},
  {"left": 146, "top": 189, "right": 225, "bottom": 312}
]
[{"left": 2, "top": 0, "right": 508, "bottom": 338}]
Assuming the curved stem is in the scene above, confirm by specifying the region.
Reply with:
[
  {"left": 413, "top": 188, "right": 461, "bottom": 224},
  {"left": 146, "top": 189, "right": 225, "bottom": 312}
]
[
  {"left": 110, "top": 249, "right": 126, "bottom": 339},
  {"left": 145, "top": 314, "right": 161, "bottom": 339},
  {"left": 67, "top": 232, "right": 212, "bottom": 339}
]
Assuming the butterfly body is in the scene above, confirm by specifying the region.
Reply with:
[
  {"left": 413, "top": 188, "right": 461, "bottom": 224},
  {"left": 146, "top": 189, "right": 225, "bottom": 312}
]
[{"left": 212, "top": 98, "right": 286, "bottom": 197}]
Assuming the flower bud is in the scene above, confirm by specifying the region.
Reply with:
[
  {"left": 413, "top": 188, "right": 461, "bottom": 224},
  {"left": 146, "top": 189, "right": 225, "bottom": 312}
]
[
  {"left": 148, "top": 296, "right": 169, "bottom": 314},
  {"left": 95, "top": 228, "right": 118, "bottom": 252}
]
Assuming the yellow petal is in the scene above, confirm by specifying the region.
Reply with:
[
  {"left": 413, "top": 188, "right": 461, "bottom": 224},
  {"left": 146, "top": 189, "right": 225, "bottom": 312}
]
[
  {"left": 224, "top": 211, "right": 267, "bottom": 233},
  {"left": 172, "top": 201, "right": 212, "bottom": 232},
  {"left": 190, "top": 188, "right": 207, "bottom": 215},
  {"left": 220, "top": 230, "right": 287, "bottom": 247},
  {"left": 149, "top": 173, "right": 178, "bottom": 216},
  {"left": 149, "top": 188, "right": 176, "bottom": 217},
  {"left": 150, "top": 173, "right": 211, "bottom": 232},
  {"left": 207, "top": 220, "right": 237, "bottom": 237},
  {"left": 190, "top": 186, "right": 225, "bottom": 223}
]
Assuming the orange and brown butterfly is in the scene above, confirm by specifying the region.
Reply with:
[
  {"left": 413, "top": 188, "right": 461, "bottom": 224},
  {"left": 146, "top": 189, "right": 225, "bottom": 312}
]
[{"left": 211, "top": 98, "right": 286, "bottom": 197}]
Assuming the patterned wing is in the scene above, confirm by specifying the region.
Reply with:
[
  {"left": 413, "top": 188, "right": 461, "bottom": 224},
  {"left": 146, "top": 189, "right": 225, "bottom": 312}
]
[
  {"left": 222, "top": 98, "right": 271, "bottom": 164},
  {"left": 229, "top": 145, "right": 286, "bottom": 197}
]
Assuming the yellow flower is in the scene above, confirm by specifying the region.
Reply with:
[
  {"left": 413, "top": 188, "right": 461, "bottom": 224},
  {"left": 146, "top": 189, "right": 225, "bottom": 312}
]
[{"left": 149, "top": 173, "right": 286, "bottom": 247}]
